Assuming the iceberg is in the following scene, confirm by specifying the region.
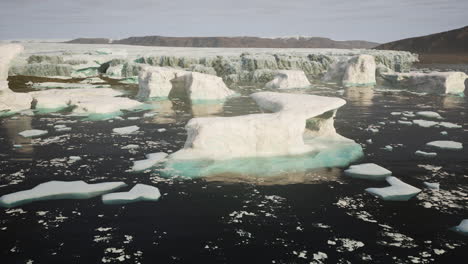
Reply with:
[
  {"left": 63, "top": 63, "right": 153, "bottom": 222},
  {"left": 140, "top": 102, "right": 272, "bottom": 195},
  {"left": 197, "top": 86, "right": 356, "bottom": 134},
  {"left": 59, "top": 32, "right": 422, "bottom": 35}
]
[
  {"left": 131, "top": 152, "right": 168, "bottom": 171},
  {"left": 18, "top": 129, "right": 48, "bottom": 138},
  {"left": 344, "top": 163, "right": 391, "bottom": 180},
  {"left": 381, "top": 71, "right": 467, "bottom": 94},
  {"left": 365, "top": 176, "right": 421, "bottom": 201},
  {"left": 451, "top": 219, "right": 468, "bottom": 236},
  {"left": 265, "top": 70, "right": 311, "bottom": 89},
  {"left": 101, "top": 184, "right": 161, "bottom": 205},
  {"left": 342, "top": 55, "right": 376, "bottom": 87},
  {"left": 164, "top": 92, "right": 363, "bottom": 178},
  {"left": 113, "top": 125, "right": 139, "bottom": 134},
  {"left": 137, "top": 66, "right": 235, "bottom": 100},
  {"left": 426, "top": 140, "right": 463, "bottom": 150},
  {"left": 0, "top": 180, "right": 127, "bottom": 208},
  {"left": 0, "top": 44, "right": 33, "bottom": 114}
]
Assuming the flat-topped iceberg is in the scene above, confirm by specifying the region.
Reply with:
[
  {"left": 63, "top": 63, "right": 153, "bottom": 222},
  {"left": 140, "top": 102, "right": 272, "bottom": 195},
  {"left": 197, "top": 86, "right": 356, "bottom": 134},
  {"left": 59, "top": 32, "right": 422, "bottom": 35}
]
[
  {"left": 342, "top": 55, "right": 376, "bottom": 87},
  {"left": 426, "top": 140, "right": 463, "bottom": 150},
  {"left": 344, "top": 163, "right": 391, "bottom": 180},
  {"left": 164, "top": 92, "right": 363, "bottom": 178},
  {"left": 137, "top": 66, "right": 235, "bottom": 100},
  {"left": 18, "top": 129, "right": 48, "bottom": 138},
  {"left": 381, "top": 71, "right": 467, "bottom": 94},
  {"left": 102, "top": 184, "right": 161, "bottom": 205},
  {"left": 0, "top": 44, "right": 33, "bottom": 114},
  {"left": 0, "top": 180, "right": 127, "bottom": 208},
  {"left": 365, "top": 176, "right": 421, "bottom": 201},
  {"left": 132, "top": 152, "right": 168, "bottom": 171},
  {"left": 265, "top": 70, "right": 311, "bottom": 89}
]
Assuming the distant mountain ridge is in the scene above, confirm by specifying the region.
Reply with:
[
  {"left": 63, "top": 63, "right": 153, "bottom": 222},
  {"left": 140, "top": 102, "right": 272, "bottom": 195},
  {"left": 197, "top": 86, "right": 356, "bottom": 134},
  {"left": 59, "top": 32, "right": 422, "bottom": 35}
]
[
  {"left": 375, "top": 26, "right": 468, "bottom": 54},
  {"left": 65, "top": 36, "right": 379, "bottom": 49}
]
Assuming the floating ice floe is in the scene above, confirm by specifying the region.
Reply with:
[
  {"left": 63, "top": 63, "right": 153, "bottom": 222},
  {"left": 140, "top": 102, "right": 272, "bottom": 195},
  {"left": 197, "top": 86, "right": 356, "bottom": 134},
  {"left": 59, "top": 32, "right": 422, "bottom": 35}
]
[
  {"left": 137, "top": 66, "right": 235, "bottom": 100},
  {"left": 423, "top": 182, "right": 440, "bottom": 190},
  {"left": 0, "top": 180, "right": 127, "bottom": 208},
  {"left": 416, "top": 111, "right": 442, "bottom": 119},
  {"left": 265, "top": 70, "right": 311, "bottom": 89},
  {"left": 342, "top": 55, "right": 376, "bottom": 87},
  {"left": 101, "top": 184, "right": 161, "bottom": 205},
  {"left": 31, "top": 82, "right": 110, "bottom": 89},
  {"left": 0, "top": 44, "right": 33, "bottom": 114},
  {"left": 132, "top": 152, "right": 168, "bottom": 171},
  {"left": 164, "top": 92, "right": 363, "bottom": 178},
  {"left": 451, "top": 219, "right": 468, "bottom": 236},
  {"left": 398, "top": 120, "right": 412, "bottom": 126},
  {"left": 18, "top": 129, "right": 48, "bottom": 137},
  {"left": 113, "top": 125, "right": 139, "bottom": 134},
  {"left": 438, "top": 122, "right": 461, "bottom": 129},
  {"left": 426, "top": 140, "right": 463, "bottom": 150},
  {"left": 415, "top": 150, "right": 437, "bottom": 158},
  {"left": 381, "top": 71, "right": 467, "bottom": 94},
  {"left": 344, "top": 163, "right": 391, "bottom": 180},
  {"left": 412, "top": 119, "right": 438, "bottom": 128},
  {"left": 365, "top": 176, "right": 421, "bottom": 201}
]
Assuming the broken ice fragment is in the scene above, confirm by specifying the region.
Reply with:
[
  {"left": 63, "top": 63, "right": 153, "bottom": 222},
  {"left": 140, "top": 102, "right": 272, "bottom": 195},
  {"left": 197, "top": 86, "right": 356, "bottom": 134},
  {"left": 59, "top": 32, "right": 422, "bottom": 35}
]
[
  {"left": 450, "top": 219, "right": 468, "bottom": 236},
  {"left": 365, "top": 176, "right": 421, "bottom": 201},
  {"left": 18, "top": 129, "right": 48, "bottom": 138},
  {"left": 0, "top": 181, "right": 127, "bottom": 208},
  {"left": 112, "top": 125, "right": 139, "bottom": 134},
  {"left": 413, "top": 120, "right": 438, "bottom": 128},
  {"left": 132, "top": 152, "right": 168, "bottom": 171},
  {"left": 344, "top": 163, "right": 391, "bottom": 180},
  {"left": 102, "top": 184, "right": 161, "bottom": 205},
  {"left": 423, "top": 182, "right": 440, "bottom": 190},
  {"left": 426, "top": 141, "right": 462, "bottom": 150},
  {"left": 416, "top": 111, "right": 442, "bottom": 119},
  {"left": 415, "top": 150, "right": 437, "bottom": 158}
]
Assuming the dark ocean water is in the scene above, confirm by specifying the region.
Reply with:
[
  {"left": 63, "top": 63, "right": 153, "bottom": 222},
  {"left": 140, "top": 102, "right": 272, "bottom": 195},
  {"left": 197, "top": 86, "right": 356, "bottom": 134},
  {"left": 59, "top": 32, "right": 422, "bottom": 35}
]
[{"left": 0, "top": 75, "right": 467, "bottom": 263}]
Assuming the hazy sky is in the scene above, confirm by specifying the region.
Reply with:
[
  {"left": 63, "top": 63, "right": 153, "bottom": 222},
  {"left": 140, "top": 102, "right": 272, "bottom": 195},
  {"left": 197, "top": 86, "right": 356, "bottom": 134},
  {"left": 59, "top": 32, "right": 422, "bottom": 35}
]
[{"left": 0, "top": 0, "right": 467, "bottom": 43}]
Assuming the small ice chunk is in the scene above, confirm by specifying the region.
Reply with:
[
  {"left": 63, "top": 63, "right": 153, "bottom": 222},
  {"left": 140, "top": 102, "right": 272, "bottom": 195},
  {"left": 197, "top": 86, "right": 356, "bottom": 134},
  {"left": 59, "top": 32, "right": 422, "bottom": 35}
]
[
  {"left": 112, "top": 125, "right": 139, "bottom": 134},
  {"left": 344, "top": 163, "right": 391, "bottom": 180},
  {"left": 69, "top": 156, "right": 81, "bottom": 161},
  {"left": 438, "top": 122, "right": 461, "bottom": 129},
  {"left": 426, "top": 141, "right": 463, "bottom": 150},
  {"left": 18, "top": 129, "right": 48, "bottom": 138},
  {"left": 451, "top": 219, "right": 468, "bottom": 236},
  {"left": 157, "top": 128, "right": 166, "bottom": 132},
  {"left": 122, "top": 144, "right": 139, "bottom": 150},
  {"left": 132, "top": 152, "right": 168, "bottom": 171},
  {"left": 398, "top": 120, "right": 412, "bottom": 126},
  {"left": 423, "top": 182, "right": 439, "bottom": 190},
  {"left": 365, "top": 176, "right": 421, "bottom": 201},
  {"left": 384, "top": 145, "right": 393, "bottom": 151},
  {"left": 0, "top": 180, "right": 127, "bottom": 208},
  {"left": 390, "top": 112, "right": 401, "bottom": 116},
  {"left": 416, "top": 111, "right": 442, "bottom": 119},
  {"left": 440, "top": 131, "right": 448, "bottom": 135},
  {"left": 102, "top": 184, "right": 161, "bottom": 205},
  {"left": 413, "top": 119, "right": 438, "bottom": 128},
  {"left": 366, "top": 139, "right": 372, "bottom": 144},
  {"left": 415, "top": 150, "right": 437, "bottom": 158}
]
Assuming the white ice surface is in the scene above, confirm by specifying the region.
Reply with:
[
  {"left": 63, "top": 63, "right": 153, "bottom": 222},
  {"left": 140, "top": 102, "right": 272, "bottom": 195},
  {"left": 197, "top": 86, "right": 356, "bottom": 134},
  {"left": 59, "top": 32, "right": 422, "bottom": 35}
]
[
  {"left": 344, "top": 163, "right": 391, "bottom": 180},
  {"left": 423, "top": 182, "right": 440, "bottom": 190},
  {"left": 18, "top": 129, "right": 48, "bottom": 137},
  {"left": 112, "top": 125, "right": 139, "bottom": 134},
  {"left": 132, "top": 152, "right": 168, "bottom": 171},
  {"left": 0, "top": 180, "right": 127, "bottom": 207},
  {"left": 382, "top": 71, "right": 467, "bottom": 94},
  {"left": 365, "top": 176, "right": 421, "bottom": 201},
  {"left": 265, "top": 70, "right": 311, "bottom": 89},
  {"left": 415, "top": 150, "right": 437, "bottom": 158},
  {"left": 342, "top": 55, "right": 376, "bottom": 87},
  {"left": 416, "top": 111, "right": 442, "bottom": 119},
  {"left": 102, "top": 184, "right": 161, "bottom": 205},
  {"left": 31, "top": 82, "right": 110, "bottom": 89},
  {"left": 426, "top": 140, "right": 463, "bottom": 150}
]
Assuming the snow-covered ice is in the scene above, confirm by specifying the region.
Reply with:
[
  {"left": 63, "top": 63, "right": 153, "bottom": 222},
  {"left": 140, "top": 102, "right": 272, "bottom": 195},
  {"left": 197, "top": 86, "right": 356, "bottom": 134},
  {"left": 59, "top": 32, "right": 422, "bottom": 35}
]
[
  {"left": 112, "top": 125, "right": 139, "bottom": 134},
  {"left": 265, "top": 70, "right": 311, "bottom": 89},
  {"left": 365, "top": 176, "right": 421, "bottom": 201},
  {"left": 18, "top": 129, "right": 48, "bottom": 137},
  {"left": 0, "top": 180, "right": 127, "bottom": 208},
  {"left": 344, "top": 163, "right": 391, "bottom": 180},
  {"left": 131, "top": 152, "right": 168, "bottom": 171},
  {"left": 426, "top": 141, "right": 463, "bottom": 150},
  {"left": 342, "top": 55, "right": 376, "bottom": 87},
  {"left": 102, "top": 184, "right": 161, "bottom": 205}
]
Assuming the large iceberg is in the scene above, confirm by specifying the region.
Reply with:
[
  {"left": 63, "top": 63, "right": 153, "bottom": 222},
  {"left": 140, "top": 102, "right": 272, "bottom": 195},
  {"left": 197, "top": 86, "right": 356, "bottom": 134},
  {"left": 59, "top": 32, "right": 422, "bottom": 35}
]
[
  {"left": 342, "top": 55, "right": 376, "bottom": 87},
  {"left": 381, "top": 71, "right": 467, "bottom": 94},
  {"left": 164, "top": 92, "right": 363, "bottom": 178},
  {"left": 0, "top": 44, "right": 32, "bottom": 114},
  {"left": 265, "top": 70, "right": 311, "bottom": 89},
  {"left": 0, "top": 180, "right": 127, "bottom": 208},
  {"left": 137, "top": 66, "right": 235, "bottom": 100}
]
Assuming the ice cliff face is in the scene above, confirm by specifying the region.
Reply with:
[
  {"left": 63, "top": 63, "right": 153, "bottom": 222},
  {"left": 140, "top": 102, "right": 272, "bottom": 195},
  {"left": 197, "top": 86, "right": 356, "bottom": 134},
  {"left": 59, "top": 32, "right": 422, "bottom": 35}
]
[
  {"left": 8, "top": 43, "right": 418, "bottom": 85},
  {"left": 381, "top": 71, "right": 467, "bottom": 94}
]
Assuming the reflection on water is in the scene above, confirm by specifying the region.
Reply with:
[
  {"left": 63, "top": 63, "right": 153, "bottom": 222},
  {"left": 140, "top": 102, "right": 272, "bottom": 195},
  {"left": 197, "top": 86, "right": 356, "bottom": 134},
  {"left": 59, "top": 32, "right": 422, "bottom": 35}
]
[
  {"left": 343, "top": 86, "right": 374, "bottom": 106},
  {"left": 2, "top": 116, "right": 33, "bottom": 158},
  {"left": 442, "top": 95, "right": 466, "bottom": 109}
]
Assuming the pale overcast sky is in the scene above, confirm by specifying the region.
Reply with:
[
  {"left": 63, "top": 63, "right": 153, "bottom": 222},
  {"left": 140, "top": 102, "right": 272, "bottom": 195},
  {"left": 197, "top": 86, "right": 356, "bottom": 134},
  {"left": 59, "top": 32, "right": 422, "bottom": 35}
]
[{"left": 0, "top": 0, "right": 467, "bottom": 43}]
